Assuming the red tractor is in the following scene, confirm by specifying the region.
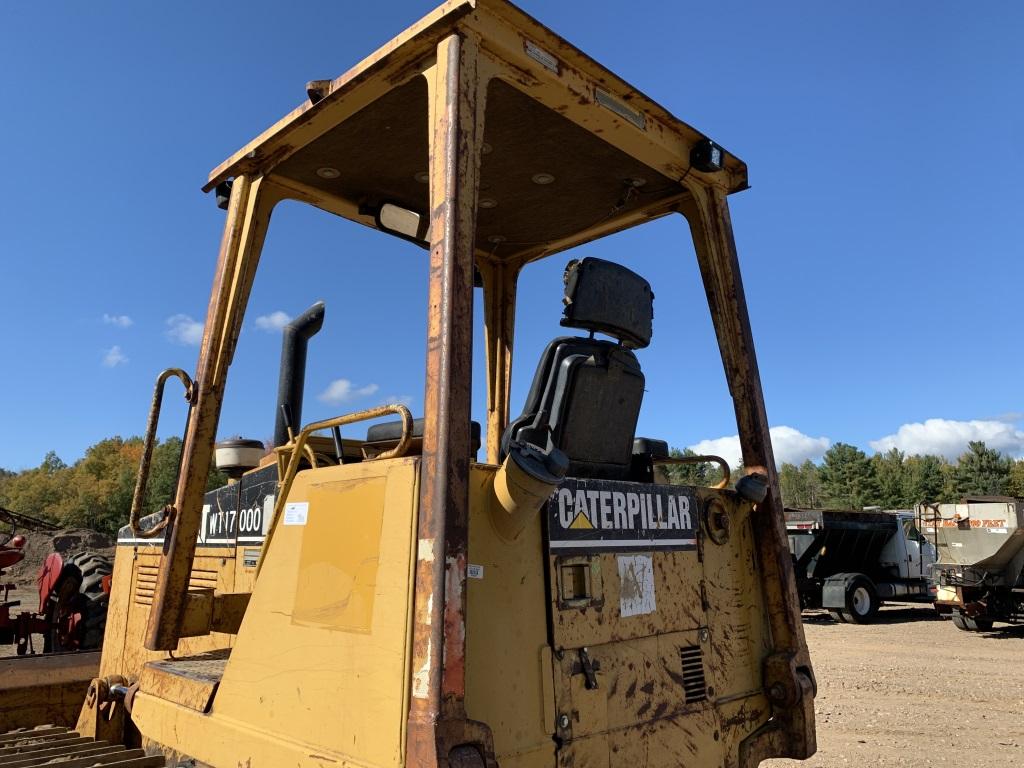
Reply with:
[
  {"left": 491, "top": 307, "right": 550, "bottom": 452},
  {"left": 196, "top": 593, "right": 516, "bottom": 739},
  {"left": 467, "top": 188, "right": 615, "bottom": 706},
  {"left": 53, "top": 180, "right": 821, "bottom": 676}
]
[{"left": 0, "top": 522, "right": 112, "bottom": 655}]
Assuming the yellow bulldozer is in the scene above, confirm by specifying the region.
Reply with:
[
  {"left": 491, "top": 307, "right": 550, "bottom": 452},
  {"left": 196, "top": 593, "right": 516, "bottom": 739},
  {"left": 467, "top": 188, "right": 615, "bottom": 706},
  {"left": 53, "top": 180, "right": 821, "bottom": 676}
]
[{"left": 0, "top": 1, "right": 816, "bottom": 766}]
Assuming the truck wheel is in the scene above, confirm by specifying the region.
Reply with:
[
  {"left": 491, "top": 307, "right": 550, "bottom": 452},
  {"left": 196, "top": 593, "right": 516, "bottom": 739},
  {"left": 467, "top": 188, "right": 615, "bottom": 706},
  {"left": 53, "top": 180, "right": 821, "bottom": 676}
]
[
  {"left": 43, "top": 551, "right": 113, "bottom": 652},
  {"left": 828, "top": 610, "right": 847, "bottom": 623},
  {"left": 843, "top": 578, "right": 879, "bottom": 624}
]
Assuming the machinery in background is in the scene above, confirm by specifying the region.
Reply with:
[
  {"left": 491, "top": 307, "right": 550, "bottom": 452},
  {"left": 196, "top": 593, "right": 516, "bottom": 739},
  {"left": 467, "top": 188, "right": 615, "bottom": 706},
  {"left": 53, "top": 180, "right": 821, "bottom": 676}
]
[
  {"left": 0, "top": 507, "right": 112, "bottom": 655},
  {"left": 785, "top": 508, "right": 936, "bottom": 623},
  {"left": 922, "top": 498, "right": 1024, "bottom": 631}
]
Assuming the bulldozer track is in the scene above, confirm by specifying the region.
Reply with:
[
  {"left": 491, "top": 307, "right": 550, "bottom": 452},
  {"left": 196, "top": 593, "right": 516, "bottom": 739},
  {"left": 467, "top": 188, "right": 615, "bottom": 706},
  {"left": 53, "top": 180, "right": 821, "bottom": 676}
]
[{"left": 0, "top": 726, "right": 163, "bottom": 767}]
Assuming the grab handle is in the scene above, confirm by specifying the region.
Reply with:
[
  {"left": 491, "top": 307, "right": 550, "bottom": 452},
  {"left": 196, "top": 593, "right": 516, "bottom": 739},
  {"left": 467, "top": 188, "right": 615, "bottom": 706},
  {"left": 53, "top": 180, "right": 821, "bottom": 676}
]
[{"left": 129, "top": 368, "right": 196, "bottom": 538}]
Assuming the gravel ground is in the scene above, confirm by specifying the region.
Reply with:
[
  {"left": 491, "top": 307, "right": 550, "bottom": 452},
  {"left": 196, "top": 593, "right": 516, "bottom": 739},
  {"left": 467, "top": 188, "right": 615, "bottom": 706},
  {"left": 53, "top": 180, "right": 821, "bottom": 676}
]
[{"left": 765, "top": 604, "right": 1024, "bottom": 768}]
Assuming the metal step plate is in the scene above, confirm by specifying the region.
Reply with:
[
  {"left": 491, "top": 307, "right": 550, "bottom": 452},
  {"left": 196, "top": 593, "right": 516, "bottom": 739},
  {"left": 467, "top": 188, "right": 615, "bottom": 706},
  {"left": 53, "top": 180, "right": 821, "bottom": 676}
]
[{"left": 0, "top": 726, "right": 164, "bottom": 767}]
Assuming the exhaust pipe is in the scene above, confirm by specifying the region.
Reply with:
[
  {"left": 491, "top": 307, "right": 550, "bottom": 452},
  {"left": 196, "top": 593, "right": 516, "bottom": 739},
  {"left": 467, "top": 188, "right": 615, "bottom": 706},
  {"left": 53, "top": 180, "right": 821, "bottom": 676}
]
[{"left": 273, "top": 302, "right": 325, "bottom": 447}]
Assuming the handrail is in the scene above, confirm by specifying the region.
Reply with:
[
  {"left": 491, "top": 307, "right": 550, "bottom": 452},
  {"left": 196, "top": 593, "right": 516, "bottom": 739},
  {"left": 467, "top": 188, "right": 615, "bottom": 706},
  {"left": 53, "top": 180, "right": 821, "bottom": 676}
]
[
  {"left": 257, "top": 404, "right": 414, "bottom": 575},
  {"left": 655, "top": 454, "right": 732, "bottom": 490},
  {"left": 129, "top": 368, "right": 196, "bottom": 538}
]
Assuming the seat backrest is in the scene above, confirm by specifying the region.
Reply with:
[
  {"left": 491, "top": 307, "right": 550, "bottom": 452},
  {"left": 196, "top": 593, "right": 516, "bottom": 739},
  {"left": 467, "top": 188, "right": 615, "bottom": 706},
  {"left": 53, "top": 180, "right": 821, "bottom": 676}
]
[{"left": 502, "top": 258, "right": 653, "bottom": 479}]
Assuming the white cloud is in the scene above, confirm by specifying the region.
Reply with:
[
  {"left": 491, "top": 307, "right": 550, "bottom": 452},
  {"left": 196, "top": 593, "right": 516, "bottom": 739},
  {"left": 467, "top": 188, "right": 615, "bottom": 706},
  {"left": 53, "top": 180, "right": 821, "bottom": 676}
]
[
  {"left": 165, "top": 314, "right": 203, "bottom": 346},
  {"left": 870, "top": 418, "right": 1024, "bottom": 460},
  {"left": 382, "top": 394, "right": 414, "bottom": 407},
  {"left": 102, "top": 313, "right": 133, "bottom": 328},
  {"left": 102, "top": 345, "right": 128, "bottom": 367},
  {"left": 689, "top": 426, "right": 830, "bottom": 469},
  {"left": 318, "top": 379, "right": 380, "bottom": 405},
  {"left": 254, "top": 310, "right": 292, "bottom": 332}
]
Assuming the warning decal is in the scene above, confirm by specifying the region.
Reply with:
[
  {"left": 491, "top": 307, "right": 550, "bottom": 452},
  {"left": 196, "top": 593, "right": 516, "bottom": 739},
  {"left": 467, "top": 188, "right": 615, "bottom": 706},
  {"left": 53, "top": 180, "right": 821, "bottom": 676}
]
[
  {"left": 618, "top": 554, "right": 656, "bottom": 617},
  {"left": 547, "top": 478, "right": 698, "bottom": 553}
]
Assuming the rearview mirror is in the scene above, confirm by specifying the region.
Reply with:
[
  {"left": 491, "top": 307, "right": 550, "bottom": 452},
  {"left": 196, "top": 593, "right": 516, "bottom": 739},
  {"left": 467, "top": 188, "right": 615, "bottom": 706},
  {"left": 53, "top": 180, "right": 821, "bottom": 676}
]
[{"left": 376, "top": 203, "right": 427, "bottom": 244}]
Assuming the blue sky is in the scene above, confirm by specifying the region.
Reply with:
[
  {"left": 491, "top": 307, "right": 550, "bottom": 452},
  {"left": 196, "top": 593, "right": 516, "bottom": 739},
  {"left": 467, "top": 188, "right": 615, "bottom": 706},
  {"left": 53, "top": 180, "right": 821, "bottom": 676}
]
[{"left": 1, "top": 1, "right": 1022, "bottom": 471}]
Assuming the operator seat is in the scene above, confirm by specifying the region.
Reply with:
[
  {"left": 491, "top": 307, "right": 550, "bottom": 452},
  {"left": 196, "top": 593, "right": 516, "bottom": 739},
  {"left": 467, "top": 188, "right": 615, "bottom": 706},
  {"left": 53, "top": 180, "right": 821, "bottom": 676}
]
[{"left": 501, "top": 257, "right": 654, "bottom": 480}]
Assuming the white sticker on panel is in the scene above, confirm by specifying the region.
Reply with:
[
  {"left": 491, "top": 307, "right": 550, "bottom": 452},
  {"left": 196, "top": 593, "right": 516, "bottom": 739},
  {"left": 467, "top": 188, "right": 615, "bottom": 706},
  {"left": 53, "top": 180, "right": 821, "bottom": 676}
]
[
  {"left": 618, "top": 554, "right": 656, "bottom": 617},
  {"left": 467, "top": 564, "right": 484, "bottom": 579},
  {"left": 283, "top": 502, "right": 309, "bottom": 526}
]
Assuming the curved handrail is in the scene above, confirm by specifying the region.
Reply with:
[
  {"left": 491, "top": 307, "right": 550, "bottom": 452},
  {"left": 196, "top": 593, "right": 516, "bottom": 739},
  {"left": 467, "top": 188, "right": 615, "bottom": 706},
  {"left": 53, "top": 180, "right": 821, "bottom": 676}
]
[
  {"left": 128, "top": 368, "right": 196, "bottom": 538},
  {"left": 258, "top": 404, "right": 414, "bottom": 575},
  {"left": 654, "top": 454, "right": 732, "bottom": 490}
]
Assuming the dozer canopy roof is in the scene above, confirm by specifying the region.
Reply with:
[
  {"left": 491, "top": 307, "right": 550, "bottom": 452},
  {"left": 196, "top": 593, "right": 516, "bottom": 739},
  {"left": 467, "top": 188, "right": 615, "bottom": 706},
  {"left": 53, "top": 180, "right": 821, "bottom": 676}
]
[{"left": 203, "top": 0, "right": 748, "bottom": 265}]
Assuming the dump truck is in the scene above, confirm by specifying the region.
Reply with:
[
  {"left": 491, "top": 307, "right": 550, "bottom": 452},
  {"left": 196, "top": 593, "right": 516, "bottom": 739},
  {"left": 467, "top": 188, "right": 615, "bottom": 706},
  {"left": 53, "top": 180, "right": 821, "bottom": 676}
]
[
  {"left": 0, "top": 1, "right": 816, "bottom": 766},
  {"left": 785, "top": 508, "right": 936, "bottom": 623},
  {"left": 921, "top": 497, "right": 1024, "bottom": 631}
]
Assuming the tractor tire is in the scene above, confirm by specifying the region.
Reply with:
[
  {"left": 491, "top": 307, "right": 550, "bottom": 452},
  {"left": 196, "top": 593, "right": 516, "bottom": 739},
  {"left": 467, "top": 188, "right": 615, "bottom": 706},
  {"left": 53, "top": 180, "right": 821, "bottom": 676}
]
[
  {"left": 843, "top": 577, "right": 879, "bottom": 624},
  {"left": 44, "top": 551, "right": 113, "bottom": 652}
]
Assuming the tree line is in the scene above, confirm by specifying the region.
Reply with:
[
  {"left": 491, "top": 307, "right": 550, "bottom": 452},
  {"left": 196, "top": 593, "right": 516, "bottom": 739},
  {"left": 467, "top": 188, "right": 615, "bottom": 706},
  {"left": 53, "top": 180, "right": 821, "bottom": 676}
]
[
  {"left": 667, "top": 440, "right": 1024, "bottom": 509},
  {"left": 2, "top": 436, "right": 1022, "bottom": 536},
  {"left": 0, "top": 437, "right": 225, "bottom": 535}
]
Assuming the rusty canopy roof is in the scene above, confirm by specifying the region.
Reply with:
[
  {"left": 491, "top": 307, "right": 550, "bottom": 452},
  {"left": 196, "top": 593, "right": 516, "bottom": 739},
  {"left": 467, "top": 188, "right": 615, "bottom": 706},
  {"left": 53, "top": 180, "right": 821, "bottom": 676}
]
[{"left": 203, "top": 0, "right": 749, "bottom": 263}]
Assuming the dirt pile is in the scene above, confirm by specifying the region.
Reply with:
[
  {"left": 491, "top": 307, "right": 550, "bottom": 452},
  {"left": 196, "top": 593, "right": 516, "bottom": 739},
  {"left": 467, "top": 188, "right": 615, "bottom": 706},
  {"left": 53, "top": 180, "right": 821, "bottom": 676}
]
[{"left": 2, "top": 528, "right": 114, "bottom": 587}]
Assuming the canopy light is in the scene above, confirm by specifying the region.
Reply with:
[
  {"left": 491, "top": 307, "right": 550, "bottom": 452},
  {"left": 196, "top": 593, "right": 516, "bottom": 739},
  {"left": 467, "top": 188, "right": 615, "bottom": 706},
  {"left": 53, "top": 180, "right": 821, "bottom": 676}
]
[
  {"left": 690, "top": 138, "right": 724, "bottom": 173},
  {"left": 373, "top": 202, "right": 428, "bottom": 245},
  {"left": 215, "top": 179, "right": 234, "bottom": 210}
]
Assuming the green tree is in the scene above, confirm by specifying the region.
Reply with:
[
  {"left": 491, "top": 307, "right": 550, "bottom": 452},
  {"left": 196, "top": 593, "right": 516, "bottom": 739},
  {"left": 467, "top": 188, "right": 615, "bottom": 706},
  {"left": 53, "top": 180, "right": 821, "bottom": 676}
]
[
  {"left": 1007, "top": 460, "right": 1024, "bottom": 499},
  {"left": 145, "top": 436, "right": 227, "bottom": 510},
  {"left": 871, "top": 448, "right": 909, "bottom": 508},
  {"left": 952, "top": 441, "right": 1012, "bottom": 497},
  {"left": 819, "top": 443, "right": 879, "bottom": 509},
  {"left": 0, "top": 452, "right": 72, "bottom": 523},
  {"left": 0, "top": 437, "right": 230, "bottom": 536},
  {"left": 664, "top": 448, "right": 713, "bottom": 486},
  {"left": 64, "top": 437, "right": 144, "bottom": 533},
  {"left": 904, "top": 454, "right": 948, "bottom": 503},
  {"left": 779, "top": 460, "right": 822, "bottom": 508}
]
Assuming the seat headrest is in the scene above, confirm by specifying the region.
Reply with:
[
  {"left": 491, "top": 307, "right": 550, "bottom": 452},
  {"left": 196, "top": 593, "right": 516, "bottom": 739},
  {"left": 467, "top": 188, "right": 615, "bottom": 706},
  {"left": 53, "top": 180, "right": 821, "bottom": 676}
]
[{"left": 560, "top": 257, "right": 653, "bottom": 349}]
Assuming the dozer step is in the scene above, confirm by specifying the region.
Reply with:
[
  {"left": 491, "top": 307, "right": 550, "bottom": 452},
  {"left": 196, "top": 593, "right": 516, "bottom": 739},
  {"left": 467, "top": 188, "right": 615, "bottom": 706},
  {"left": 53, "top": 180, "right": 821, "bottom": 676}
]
[{"left": 0, "top": 727, "right": 164, "bottom": 768}]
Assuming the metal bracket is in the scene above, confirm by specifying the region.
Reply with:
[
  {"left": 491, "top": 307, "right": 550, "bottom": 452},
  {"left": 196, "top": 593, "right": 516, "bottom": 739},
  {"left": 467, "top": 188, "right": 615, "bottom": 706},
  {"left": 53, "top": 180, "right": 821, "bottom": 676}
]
[{"left": 570, "top": 647, "right": 600, "bottom": 690}]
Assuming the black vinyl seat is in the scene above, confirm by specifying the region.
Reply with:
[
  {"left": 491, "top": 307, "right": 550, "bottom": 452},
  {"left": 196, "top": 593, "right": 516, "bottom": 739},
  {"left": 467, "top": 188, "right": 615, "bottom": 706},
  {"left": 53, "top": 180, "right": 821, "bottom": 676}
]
[
  {"left": 365, "top": 418, "right": 481, "bottom": 458},
  {"left": 502, "top": 257, "right": 654, "bottom": 480}
]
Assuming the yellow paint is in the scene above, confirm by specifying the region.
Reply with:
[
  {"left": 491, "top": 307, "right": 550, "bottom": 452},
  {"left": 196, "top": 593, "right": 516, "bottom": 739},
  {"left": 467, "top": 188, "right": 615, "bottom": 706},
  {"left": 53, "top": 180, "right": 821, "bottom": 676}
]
[
  {"left": 132, "top": 458, "right": 420, "bottom": 768},
  {"left": 569, "top": 512, "right": 593, "bottom": 529},
  {"left": 292, "top": 477, "right": 385, "bottom": 632},
  {"left": 465, "top": 467, "right": 553, "bottom": 766}
]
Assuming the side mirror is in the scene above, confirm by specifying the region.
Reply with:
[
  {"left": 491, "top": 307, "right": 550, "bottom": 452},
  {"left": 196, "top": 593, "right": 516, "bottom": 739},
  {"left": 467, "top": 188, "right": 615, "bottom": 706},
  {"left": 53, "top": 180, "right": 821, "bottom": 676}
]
[{"left": 375, "top": 202, "right": 428, "bottom": 245}]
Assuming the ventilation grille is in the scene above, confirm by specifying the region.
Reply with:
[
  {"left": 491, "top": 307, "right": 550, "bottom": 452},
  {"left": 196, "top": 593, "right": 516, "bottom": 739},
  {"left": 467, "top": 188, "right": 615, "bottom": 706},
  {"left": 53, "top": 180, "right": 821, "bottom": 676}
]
[
  {"left": 680, "top": 645, "right": 707, "bottom": 703},
  {"left": 134, "top": 564, "right": 219, "bottom": 606}
]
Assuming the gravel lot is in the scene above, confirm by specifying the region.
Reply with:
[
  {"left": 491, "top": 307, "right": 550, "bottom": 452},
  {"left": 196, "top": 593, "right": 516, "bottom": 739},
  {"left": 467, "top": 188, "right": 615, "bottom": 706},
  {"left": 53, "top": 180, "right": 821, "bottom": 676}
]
[{"left": 765, "top": 605, "right": 1024, "bottom": 768}]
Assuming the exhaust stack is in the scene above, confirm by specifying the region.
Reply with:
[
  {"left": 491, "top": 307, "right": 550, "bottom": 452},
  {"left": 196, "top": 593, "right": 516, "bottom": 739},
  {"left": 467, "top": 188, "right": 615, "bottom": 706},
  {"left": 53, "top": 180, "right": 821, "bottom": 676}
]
[{"left": 273, "top": 302, "right": 325, "bottom": 447}]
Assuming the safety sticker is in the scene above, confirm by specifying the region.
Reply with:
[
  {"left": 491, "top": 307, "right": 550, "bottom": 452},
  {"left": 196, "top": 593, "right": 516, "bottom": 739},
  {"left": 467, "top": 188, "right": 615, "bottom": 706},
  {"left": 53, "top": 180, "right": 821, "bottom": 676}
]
[
  {"left": 467, "top": 564, "right": 484, "bottom": 579},
  {"left": 547, "top": 478, "right": 698, "bottom": 553},
  {"left": 284, "top": 502, "right": 309, "bottom": 526},
  {"left": 618, "top": 554, "right": 656, "bottom": 617}
]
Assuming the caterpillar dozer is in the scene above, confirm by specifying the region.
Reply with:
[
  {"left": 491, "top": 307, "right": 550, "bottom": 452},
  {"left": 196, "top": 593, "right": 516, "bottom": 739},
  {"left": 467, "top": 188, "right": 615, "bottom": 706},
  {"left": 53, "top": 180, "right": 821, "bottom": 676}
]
[{"left": 1, "top": 1, "right": 816, "bottom": 765}]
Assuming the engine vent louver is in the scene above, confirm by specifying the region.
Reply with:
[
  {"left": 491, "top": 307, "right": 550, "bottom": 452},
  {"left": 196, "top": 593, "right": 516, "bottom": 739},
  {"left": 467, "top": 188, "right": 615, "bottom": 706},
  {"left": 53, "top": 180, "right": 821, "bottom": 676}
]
[
  {"left": 134, "top": 564, "right": 218, "bottom": 606},
  {"left": 680, "top": 645, "right": 707, "bottom": 704}
]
